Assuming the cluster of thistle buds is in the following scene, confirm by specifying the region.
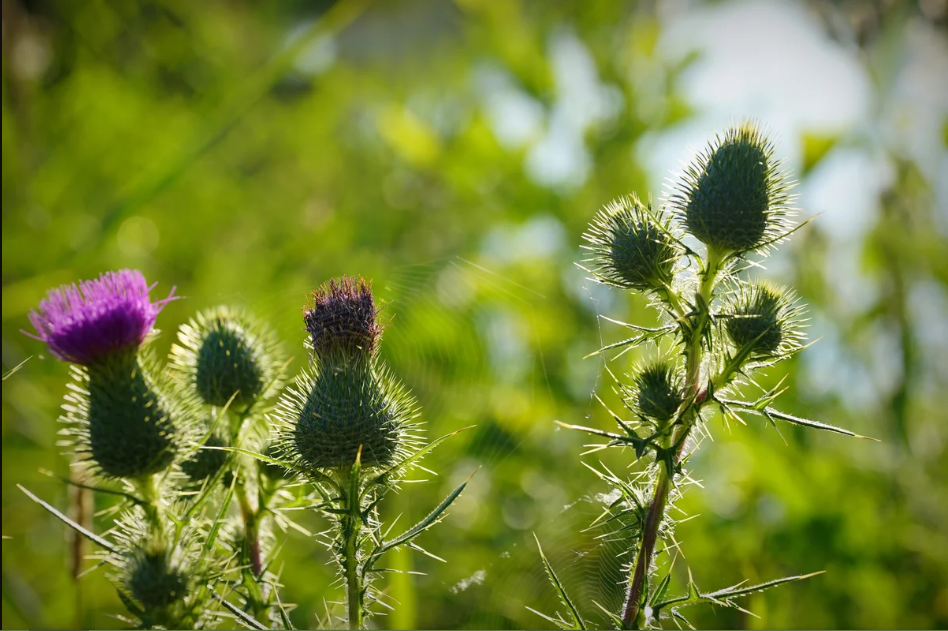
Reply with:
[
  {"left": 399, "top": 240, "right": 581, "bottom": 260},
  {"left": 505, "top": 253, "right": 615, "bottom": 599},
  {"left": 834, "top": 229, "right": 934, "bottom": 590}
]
[
  {"left": 22, "top": 269, "right": 468, "bottom": 630},
  {"left": 531, "top": 121, "right": 868, "bottom": 631}
]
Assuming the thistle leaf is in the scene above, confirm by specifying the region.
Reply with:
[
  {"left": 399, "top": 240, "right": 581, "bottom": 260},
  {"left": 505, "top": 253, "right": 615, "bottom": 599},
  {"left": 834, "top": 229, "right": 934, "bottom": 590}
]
[
  {"left": 18, "top": 484, "right": 117, "bottom": 554},
  {"left": 533, "top": 534, "right": 586, "bottom": 630},
  {"left": 212, "top": 593, "right": 269, "bottom": 630},
  {"left": 367, "top": 469, "right": 476, "bottom": 564},
  {"left": 653, "top": 571, "right": 825, "bottom": 615}
]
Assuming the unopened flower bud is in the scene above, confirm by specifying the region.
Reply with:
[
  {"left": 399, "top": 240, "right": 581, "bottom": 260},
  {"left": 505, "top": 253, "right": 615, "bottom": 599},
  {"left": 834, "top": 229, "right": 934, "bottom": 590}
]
[
  {"left": 724, "top": 281, "right": 805, "bottom": 357},
  {"left": 671, "top": 122, "right": 793, "bottom": 255},
  {"left": 124, "top": 544, "right": 189, "bottom": 611},
  {"left": 172, "top": 306, "right": 276, "bottom": 409},
  {"left": 278, "top": 277, "right": 418, "bottom": 472},
  {"left": 626, "top": 361, "right": 683, "bottom": 423},
  {"left": 583, "top": 195, "right": 680, "bottom": 291}
]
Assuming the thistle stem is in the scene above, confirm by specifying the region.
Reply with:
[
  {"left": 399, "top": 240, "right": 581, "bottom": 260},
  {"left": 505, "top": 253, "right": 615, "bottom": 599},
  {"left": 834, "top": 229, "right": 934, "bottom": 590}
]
[
  {"left": 339, "top": 467, "right": 364, "bottom": 630},
  {"left": 622, "top": 250, "right": 721, "bottom": 628}
]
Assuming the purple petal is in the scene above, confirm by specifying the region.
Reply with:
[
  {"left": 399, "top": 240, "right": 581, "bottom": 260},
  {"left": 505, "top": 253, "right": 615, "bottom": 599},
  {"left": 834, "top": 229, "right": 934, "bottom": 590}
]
[{"left": 25, "top": 269, "right": 177, "bottom": 365}]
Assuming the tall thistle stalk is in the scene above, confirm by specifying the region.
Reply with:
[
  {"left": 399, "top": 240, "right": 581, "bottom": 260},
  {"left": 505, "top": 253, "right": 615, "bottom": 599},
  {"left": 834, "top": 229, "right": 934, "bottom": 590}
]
[
  {"left": 533, "top": 122, "right": 875, "bottom": 630},
  {"left": 266, "top": 276, "right": 474, "bottom": 630}
]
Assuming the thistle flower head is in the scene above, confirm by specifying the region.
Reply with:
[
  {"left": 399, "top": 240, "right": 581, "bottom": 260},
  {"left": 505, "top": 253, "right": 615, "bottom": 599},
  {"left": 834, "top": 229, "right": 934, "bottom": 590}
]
[
  {"left": 279, "top": 362, "right": 420, "bottom": 471},
  {"left": 124, "top": 545, "right": 189, "bottom": 611},
  {"left": 180, "top": 433, "right": 229, "bottom": 484},
  {"left": 624, "top": 360, "right": 683, "bottom": 423},
  {"left": 304, "top": 276, "right": 381, "bottom": 362},
  {"left": 723, "top": 281, "right": 806, "bottom": 358},
  {"left": 65, "top": 350, "right": 184, "bottom": 479},
  {"left": 670, "top": 121, "right": 794, "bottom": 256},
  {"left": 26, "top": 269, "right": 176, "bottom": 366},
  {"left": 583, "top": 195, "right": 680, "bottom": 292},
  {"left": 171, "top": 306, "right": 279, "bottom": 409},
  {"left": 275, "top": 277, "right": 421, "bottom": 474}
]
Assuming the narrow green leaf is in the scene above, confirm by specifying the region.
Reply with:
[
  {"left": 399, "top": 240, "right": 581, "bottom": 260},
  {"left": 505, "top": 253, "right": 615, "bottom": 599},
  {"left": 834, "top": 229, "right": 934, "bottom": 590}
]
[
  {"left": 534, "top": 534, "right": 586, "bottom": 630},
  {"left": 763, "top": 408, "right": 879, "bottom": 441},
  {"left": 654, "top": 571, "right": 825, "bottom": 613},
  {"left": 38, "top": 469, "right": 143, "bottom": 506},
  {"left": 2, "top": 357, "right": 31, "bottom": 381},
  {"left": 274, "top": 587, "right": 295, "bottom": 630},
  {"left": 204, "top": 476, "right": 236, "bottom": 552},
  {"left": 370, "top": 469, "right": 476, "bottom": 562},
  {"left": 212, "top": 593, "right": 269, "bottom": 630},
  {"left": 18, "top": 485, "right": 117, "bottom": 554},
  {"left": 525, "top": 607, "right": 572, "bottom": 630},
  {"left": 716, "top": 399, "right": 878, "bottom": 440}
]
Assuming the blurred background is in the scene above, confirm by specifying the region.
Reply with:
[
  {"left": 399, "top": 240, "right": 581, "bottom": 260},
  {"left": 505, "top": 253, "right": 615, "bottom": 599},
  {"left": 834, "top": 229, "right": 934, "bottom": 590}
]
[{"left": 2, "top": 0, "right": 947, "bottom": 628}]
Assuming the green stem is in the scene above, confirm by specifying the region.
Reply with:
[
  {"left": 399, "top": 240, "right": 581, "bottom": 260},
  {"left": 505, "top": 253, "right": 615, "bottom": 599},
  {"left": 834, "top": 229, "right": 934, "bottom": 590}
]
[
  {"left": 621, "top": 250, "right": 722, "bottom": 628},
  {"left": 340, "top": 467, "right": 364, "bottom": 630},
  {"left": 135, "top": 474, "right": 164, "bottom": 539}
]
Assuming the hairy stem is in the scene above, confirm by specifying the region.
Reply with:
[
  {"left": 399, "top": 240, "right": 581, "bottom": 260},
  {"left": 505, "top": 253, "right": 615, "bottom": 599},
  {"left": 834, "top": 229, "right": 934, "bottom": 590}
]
[
  {"left": 340, "top": 467, "right": 364, "bottom": 630},
  {"left": 622, "top": 251, "right": 721, "bottom": 628}
]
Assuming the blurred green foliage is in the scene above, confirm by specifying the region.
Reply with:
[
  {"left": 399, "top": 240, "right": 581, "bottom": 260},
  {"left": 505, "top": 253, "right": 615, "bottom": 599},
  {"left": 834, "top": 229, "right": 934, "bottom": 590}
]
[{"left": 3, "top": 0, "right": 947, "bottom": 629}]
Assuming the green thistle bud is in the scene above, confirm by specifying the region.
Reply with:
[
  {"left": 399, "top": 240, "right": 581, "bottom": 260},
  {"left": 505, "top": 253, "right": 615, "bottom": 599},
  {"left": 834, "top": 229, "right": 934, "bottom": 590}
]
[
  {"left": 259, "top": 441, "right": 289, "bottom": 482},
  {"left": 583, "top": 194, "right": 680, "bottom": 291},
  {"left": 66, "top": 350, "right": 181, "bottom": 479},
  {"left": 670, "top": 121, "right": 794, "bottom": 255},
  {"left": 276, "top": 277, "right": 419, "bottom": 473},
  {"left": 292, "top": 362, "right": 415, "bottom": 469},
  {"left": 180, "top": 433, "right": 229, "bottom": 484},
  {"left": 124, "top": 545, "right": 189, "bottom": 611},
  {"left": 625, "top": 361, "right": 683, "bottom": 423},
  {"left": 172, "top": 306, "right": 278, "bottom": 409},
  {"left": 723, "top": 281, "right": 805, "bottom": 357}
]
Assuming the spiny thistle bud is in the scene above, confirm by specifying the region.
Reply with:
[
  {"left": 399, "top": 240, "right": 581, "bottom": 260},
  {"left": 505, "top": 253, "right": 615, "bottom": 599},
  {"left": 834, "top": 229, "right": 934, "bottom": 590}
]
[
  {"left": 25, "top": 270, "right": 183, "bottom": 479},
  {"left": 276, "top": 277, "right": 419, "bottom": 472},
  {"left": 670, "top": 121, "right": 794, "bottom": 255},
  {"left": 77, "top": 351, "right": 182, "bottom": 478},
  {"left": 723, "top": 281, "right": 806, "bottom": 358},
  {"left": 171, "top": 306, "right": 278, "bottom": 409},
  {"left": 180, "top": 433, "right": 229, "bottom": 484},
  {"left": 583, "top": 195, "right": 680, "bottom": 291},
  {"left": 124, "top": 546, "right": 189, "bottom": 611},
  {"left": 625, "top": 361, "right": 684, "bottom": 423},
  {"left": 304, "top": 276, "right": 381, "bottom": 361}
]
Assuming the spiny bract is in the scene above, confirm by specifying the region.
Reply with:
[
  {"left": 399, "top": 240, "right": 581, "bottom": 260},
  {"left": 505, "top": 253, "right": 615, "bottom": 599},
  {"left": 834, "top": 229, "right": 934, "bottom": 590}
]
[
  {"left": 67, "top": 350, "right": 182, "bottom": 479},
  {"left": 723, "top": 281, "right": 806, "bottom": 357},
  {"left": 583, "top": 194, "right": 680, "bottom": 291},
  {"left": 626, "top": 361, "right": 684, "bottom": 424},
  {"left": 171, "top": 306, "right": 278, "bottom": 409},
  {"left": 670, "top": 121, "right": 793, "bottom": 255}
]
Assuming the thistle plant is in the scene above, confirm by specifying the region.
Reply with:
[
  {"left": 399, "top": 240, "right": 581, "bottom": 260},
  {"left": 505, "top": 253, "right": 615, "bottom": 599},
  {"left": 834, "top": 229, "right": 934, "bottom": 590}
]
[
  {"left": 170, "top": 305, "right": 291, "bottom": 625},
  {"left": 262, "top": 276, "right": 474, "bottom": 630},
  {"left": 534, "top": 122, "right": 874, "bottom": 630},
  {"left": 18, "top": 270, "right": 302, "bottom": 629},
  {"left": 20, "top": 270, "right": 216, "bottom": 628}
]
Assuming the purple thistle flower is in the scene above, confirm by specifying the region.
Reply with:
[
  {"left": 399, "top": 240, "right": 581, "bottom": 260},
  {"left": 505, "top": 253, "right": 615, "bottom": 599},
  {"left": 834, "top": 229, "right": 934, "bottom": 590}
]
[
  {"left": 25, "top": 269, "right": 177, "bottom": 365},
  {"left": 304, "top": 276, "right": 382, "bottom": 360}
]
